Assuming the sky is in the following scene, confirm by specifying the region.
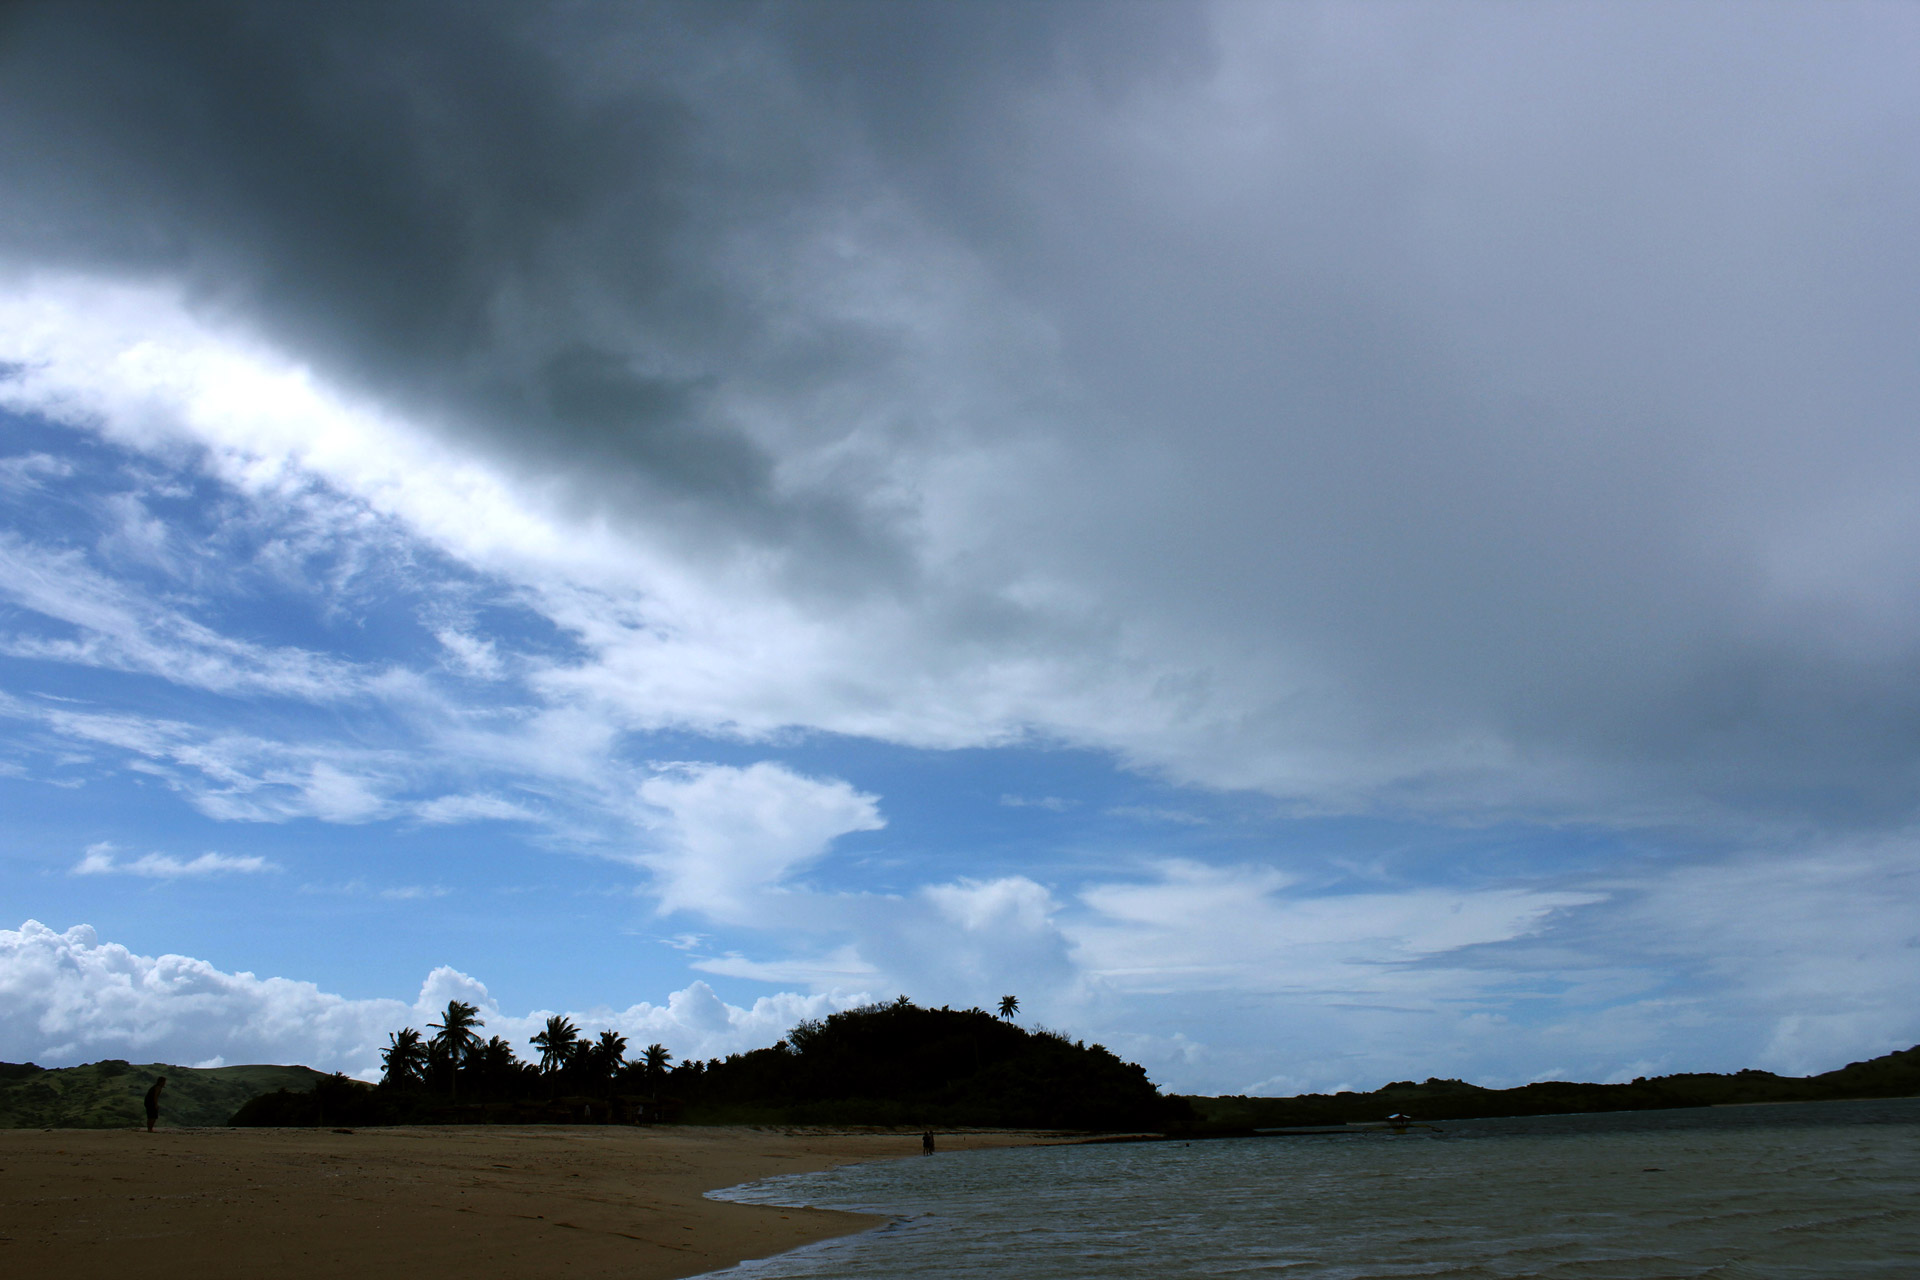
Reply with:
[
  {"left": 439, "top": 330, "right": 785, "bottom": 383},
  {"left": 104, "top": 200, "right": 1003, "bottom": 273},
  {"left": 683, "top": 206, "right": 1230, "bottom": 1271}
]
[{"left": 2, "top": 0, "right": 1919, "bottom": 1096}]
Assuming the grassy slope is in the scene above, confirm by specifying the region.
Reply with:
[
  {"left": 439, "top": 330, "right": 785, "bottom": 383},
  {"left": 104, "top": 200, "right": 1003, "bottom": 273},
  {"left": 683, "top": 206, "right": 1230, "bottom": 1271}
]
[
  {"left": 0, "top": 1060, "right": 330, "bottom": 1128},
  {"left": 1183, "top": 1044, "right": 1920, "bottom": 1130}
]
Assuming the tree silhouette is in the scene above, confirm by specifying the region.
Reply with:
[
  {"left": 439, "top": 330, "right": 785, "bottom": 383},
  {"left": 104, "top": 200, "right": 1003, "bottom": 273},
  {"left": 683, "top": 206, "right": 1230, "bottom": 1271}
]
[
  {"left": 641, "top": 1042, "right": 673, "bottom": 1118},
  {"left": 530, "top": 1015, "right": 580, "bottom": 1079},
  {"left": 427, "top": 1001, "right": 483, "bottom": 1097},
  {"left": 593, "top": 1030, "right": 628, "bottom": 1093},
  {"left": 998, "top": 995, "right": 1020, "bottom": 1021},
  {"left": 380, "top": 1027, "right": 427, "bottom": 1087},
  {"left": 472, "top": 1036, "right": 521, "bottom": 1098}
]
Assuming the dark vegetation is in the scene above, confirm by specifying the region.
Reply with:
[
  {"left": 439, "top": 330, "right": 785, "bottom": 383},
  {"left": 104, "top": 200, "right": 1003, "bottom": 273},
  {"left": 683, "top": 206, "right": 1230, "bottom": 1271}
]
[
  {"left": 1182, "top": 1043, "right": 1920, "bottom": 1131},
  {"left": 230, "top": 995, "right": 1188, "bottom": 1131},
  {"left": 670, "top": 997, "right": 1184, "bottom": 1129},
  {"left": 0, "top": 1059, "right": 326, "bottom": 1128},
  {"left": 24, "top": 1017, "right": 1912, "bottom": 1134}
]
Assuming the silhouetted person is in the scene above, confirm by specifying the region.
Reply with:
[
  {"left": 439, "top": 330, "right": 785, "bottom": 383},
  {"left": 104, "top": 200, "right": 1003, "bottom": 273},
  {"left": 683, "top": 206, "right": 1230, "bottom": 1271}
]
[
  {"left": 922, "top": 1130, "right": 934, "bottom": 1155},
  {"left": 144, "top": 1077, "right": 166, "bottom": 1132}
]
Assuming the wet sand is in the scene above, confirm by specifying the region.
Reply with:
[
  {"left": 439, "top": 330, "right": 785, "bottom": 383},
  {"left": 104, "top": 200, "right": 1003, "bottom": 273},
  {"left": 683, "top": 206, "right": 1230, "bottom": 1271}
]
[{"left": 0, "top": 1125, "right": 1065, "bottom": 1280}]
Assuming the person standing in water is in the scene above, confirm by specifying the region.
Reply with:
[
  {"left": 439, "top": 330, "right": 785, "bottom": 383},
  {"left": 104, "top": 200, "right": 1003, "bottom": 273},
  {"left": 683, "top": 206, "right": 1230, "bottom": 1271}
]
[
  {"left": 143, "top": 1076, "right": 166, "bottom": 1132},
  {"left": 922, "top": 1130, "right": 935, "bottom": 1155}
]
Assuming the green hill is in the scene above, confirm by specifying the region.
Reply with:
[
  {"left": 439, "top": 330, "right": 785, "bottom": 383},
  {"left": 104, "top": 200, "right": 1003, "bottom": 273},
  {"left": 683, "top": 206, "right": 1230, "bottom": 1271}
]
[
  {"left": 1183, "top": 1043, "right": 1920, "bottom": 1130},
  {"left": 0, "top": 1059, "right": 330, "bottom": 1128}
]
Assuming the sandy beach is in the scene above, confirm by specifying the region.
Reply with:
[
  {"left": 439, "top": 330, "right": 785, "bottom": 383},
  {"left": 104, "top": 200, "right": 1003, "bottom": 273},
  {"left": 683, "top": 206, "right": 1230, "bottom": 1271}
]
[{"left": 0, "top": 1125, "right": 1065, "bottom": 1280}]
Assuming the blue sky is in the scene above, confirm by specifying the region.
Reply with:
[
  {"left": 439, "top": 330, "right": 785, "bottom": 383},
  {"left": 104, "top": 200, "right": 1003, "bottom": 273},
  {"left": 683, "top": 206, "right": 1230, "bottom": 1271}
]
[{"left": 3, "top": 1, "right": 1919, "bottom": 1094}]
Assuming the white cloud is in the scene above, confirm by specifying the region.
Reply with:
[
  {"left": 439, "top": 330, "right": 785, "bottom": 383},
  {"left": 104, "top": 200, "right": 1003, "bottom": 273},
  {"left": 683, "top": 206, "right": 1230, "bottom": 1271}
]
[
  {"left": 412, "top": 793, "right": 538, "bottom": 825},
  {"left": 20, "top": 704, "right": 405, "bottom": 824},
  {"left": 434, "top": 628, "right": 504, "bottom": 680},
  {"left": 1599, "top": 836, "right": 1920, "bottom": 1076},
  {"left": 72, "top": 842, "right": 273, "bottom": 878},
  {"left": 924, "top": 875, "right": 1058, "bottom": 935},
  {"left": 1105, "top": 805, "right": 1206, "bottom": 825},
  {"left": 0, "top": 919, "right": 861, "bottom": 1075},
  {"left": 0, "top": 529, "right": 376, "bottom": 702},
  {"left": 691, "top": 945, "right": 882, "bottom": 986},
  {"left": 0, "top": 919, "right": 408, "bottom": 1070},
  {"left": 0, "top": 451, "right": 72, "bottom": 492},
  {"left": 378, "top": 885, "right": 450, "bottom": 901},
  {"left": 1000, "top": 794, "right": 1074, "bottom": 811},
  {"left": 0, "top": 695, "right": 450, "bottom": 828},
  {"left": 1071, "top": 860, "right": 1598, "bottom": 995},
  {"left": 637, "top": 761, "right": 884, "bottom": 919}
]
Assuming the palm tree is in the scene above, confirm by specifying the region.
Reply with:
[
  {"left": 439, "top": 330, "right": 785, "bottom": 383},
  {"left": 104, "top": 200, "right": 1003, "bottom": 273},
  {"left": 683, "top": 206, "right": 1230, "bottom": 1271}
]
[
  {"left": 530, "top": 1015, "right": 580, "bottom": 1077},
  {"left": 472, "top": 1036, "right": 520, "bottom": 1098},
  {"left": 594, "top": 1030, "right": 628, "bottom": 1087},
  {"left": 427, "top": 1000, "right": 483, "bottom": 1097},
  {"left": 998, "top": 995, "right": 1019, "bottom": 1021},
  {"left": 380, "top": 1027, "right": 427, "bottom": 1087},
  {"left": 640, "top": 1042, "right": 673, "bottom": 1121}
]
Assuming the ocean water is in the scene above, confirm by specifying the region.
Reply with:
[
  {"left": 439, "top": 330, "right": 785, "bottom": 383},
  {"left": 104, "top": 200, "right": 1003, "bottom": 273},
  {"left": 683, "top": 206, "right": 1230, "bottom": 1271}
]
[{"left": 704, "top": 1098, "right": 1920, "bottom": 1279}]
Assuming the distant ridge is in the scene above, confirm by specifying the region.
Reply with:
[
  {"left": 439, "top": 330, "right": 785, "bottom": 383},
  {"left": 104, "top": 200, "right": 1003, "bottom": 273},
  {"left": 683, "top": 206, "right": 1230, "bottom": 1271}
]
[
  {"left": 0, "top": 1060, "right": 328, "bottom": 1129},
  {"left": 1183, "top": 1044, "right": 1920, "bottom": 1131}
]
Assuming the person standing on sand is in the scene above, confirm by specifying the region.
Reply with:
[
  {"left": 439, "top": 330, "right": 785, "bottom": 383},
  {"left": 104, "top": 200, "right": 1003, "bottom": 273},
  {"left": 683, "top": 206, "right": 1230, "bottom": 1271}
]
[
  {"left": 922, "top": 1130, "right": 935, "bottom": 1155},
  {"left": 143, "top": 1076, "right": 166, "bottom": 1132}
]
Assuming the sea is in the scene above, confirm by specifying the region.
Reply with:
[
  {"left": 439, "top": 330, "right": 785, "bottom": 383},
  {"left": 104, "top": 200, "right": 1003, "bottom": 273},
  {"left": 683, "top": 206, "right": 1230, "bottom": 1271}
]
[{"left": 702, "top": 1097, "right": 1920, "bottom": 1279}]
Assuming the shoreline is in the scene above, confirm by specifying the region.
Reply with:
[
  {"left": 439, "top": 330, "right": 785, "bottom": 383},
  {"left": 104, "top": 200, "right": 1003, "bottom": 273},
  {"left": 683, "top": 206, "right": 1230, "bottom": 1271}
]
[{"left": 0, "top": 1124, "right": 1075, "bottom": 1279}]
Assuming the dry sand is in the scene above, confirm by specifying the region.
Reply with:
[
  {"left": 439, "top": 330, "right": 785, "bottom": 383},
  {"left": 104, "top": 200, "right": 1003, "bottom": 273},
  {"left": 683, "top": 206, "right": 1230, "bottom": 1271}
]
[{"left": 0, "top": 1124, "right": 1069, "bottom": 1279}]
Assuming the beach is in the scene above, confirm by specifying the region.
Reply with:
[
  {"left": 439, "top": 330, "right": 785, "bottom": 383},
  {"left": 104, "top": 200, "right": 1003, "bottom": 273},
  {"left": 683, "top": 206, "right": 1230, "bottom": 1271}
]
[{"left": 0, "top": 1125, "right": 1061, "bottom": 1280}]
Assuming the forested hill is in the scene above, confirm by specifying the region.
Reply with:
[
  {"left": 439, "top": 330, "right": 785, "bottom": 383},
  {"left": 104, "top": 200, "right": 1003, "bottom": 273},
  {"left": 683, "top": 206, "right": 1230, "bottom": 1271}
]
[
  {"left": 1186, "top": 1043, "right": 1920, "bottom": 1130},
  {"left": 0, "top": 1060, "right": 327, "bottom": 1128},
  {"left": 223, "top": 998, "right": 1191, "bottom": 1131},
  {"left": 673, "top": 998, "right": 1189, "bottom": 1130}
]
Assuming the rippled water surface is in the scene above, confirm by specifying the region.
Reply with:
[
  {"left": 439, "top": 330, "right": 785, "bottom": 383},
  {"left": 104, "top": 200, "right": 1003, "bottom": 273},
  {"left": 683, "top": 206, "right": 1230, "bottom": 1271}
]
[{"left": 705, "top": 1098, "right": 1920, "bottom": 1279}]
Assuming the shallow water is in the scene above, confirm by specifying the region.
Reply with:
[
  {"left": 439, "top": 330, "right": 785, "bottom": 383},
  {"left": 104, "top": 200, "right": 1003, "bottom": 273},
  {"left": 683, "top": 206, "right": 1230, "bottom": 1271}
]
[{"left": 705, "top": 1098, "right": 1920, "bottom": 1279}]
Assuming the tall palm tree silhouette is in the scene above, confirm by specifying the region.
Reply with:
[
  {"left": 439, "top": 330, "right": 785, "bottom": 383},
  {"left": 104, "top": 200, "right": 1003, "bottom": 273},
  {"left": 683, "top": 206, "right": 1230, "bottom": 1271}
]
[
  {"left": 641, "top": 1042, "right": 673, "bottom": 1120},
  {"left": 427, "top": 1001, "right": 483, "bottom": 1097},
  {"left": 380, "top": 1027, "right": 427, "bottom": 1086},
  {"left": 530, "top": 1015, "right": 580, "bottom": 1090},
  {"left": 998, "top": 995, "right": 1020, "bottom": 1021}
]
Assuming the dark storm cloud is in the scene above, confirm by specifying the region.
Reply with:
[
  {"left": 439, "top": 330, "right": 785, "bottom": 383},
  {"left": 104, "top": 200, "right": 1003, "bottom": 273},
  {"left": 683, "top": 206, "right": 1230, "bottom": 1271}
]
[
  {"left": 0, "top": 1, "right": 863, "bottom": 562},
  {"left": 0, "top": 0, "right": 1205, "bottom": 572},
  {"left": 7, "top": 0, "right": 1920, "bottom": 830}
]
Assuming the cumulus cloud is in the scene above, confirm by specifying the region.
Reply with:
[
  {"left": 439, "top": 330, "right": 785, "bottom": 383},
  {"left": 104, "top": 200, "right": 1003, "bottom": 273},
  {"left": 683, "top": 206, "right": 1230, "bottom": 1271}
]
[
  {"left": 636, "top": 762, "right": 884, "bottom": 919},
  {"left": 0, "top": 920, "right": 863, "bottom": 1075},
  {"left": 0, "top": 919, "right": 408, "bottom": 1070}
]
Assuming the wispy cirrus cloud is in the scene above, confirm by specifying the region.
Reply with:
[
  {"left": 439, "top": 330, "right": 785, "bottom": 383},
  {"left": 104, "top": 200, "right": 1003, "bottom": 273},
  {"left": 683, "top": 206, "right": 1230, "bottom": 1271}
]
[
  {"left": 0, "top": 529, "right": 384, "bottom": 702},
  {"left": 73, "top": 842, "right": 272, "bottom": 878}
]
